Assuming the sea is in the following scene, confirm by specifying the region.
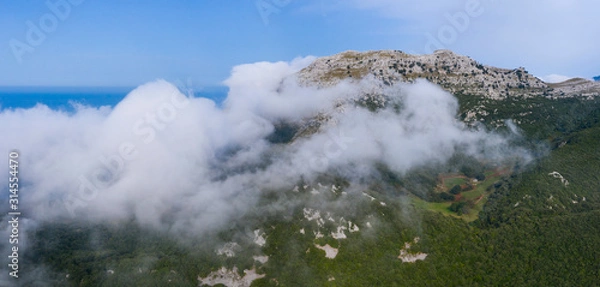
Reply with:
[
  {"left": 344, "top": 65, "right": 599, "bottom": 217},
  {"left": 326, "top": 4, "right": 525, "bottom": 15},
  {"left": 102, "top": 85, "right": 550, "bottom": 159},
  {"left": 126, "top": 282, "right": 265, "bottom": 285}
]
[{"left": 0, "top": 86, "right": 229, "bottom": 112}]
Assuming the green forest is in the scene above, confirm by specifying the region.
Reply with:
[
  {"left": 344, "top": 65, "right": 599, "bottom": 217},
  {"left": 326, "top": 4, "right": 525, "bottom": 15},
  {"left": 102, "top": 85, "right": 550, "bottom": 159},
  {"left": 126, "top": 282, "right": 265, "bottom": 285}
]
[{"left": 21, "top": 95, "right": 600, "bottom": 286}]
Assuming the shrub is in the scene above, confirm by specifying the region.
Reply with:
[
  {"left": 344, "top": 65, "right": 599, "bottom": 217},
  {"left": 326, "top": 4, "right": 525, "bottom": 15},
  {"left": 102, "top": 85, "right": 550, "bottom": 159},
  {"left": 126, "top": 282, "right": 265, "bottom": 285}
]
[
  {"left": 449, "top": 185, "right": 462, "bottom": 195},
  {"left": 440, "top": 192, "right": 455, "bottom": 201},
  {"left": 475, "top": 173, "right": 486, "bottom": 181}
]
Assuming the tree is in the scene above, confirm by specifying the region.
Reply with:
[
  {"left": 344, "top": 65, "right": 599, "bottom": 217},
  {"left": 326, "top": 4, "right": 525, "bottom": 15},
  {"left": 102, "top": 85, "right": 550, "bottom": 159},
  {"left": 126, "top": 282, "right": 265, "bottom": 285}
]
[
  {"left": 432, "top": 192, "right": 455, "bottom": 202},
  {"left": 475, "top": 173, "right": 486, "bottom": 181},
  {"left": 449, "top": 185, "right": 462, "bottom": 195},
  {"left": 449, "top": 201, "right": 469, "bottom": 215}
]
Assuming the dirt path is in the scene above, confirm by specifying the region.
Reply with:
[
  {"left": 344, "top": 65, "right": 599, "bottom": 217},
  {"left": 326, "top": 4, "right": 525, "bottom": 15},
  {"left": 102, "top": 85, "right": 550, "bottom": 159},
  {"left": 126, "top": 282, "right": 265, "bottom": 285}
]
[
  {"left": 438, "top": 173, "right": 468, "bottom": 189},
  {"left": 439, "top": 167, "right": 511, "bottom": 190},
  {"left": 474, "top": 195, "right": 485, "bottom": 204}
]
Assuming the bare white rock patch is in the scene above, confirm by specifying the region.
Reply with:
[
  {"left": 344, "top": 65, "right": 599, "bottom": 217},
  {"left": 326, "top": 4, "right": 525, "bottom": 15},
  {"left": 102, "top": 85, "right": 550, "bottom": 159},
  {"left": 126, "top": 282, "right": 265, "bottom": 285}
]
[
  {"left": 254, "top": 230, "right": 267, "bottom": 247},
  {"left": 315, "top": 244, "right": 339, "bottom": 259},
  {"left": 314, "top": 230, "right": 324, "bottom": 239},
  {"left": 253, "top": 255, "right": 269, "bottom": 264},
  {"left": 398, "top": 237, "right": 428, "bottom": 263},
  {"left": 331, "top": 222, "right": 348, "bottom": 240},
  {"left": 362, "top": 192, "right": 376, "bottom": 201},
  {"left": 548, "top": 171, "right": 570, "bottom": 187},
  {"left": 217, "top": 242, "right": 240, "bottom": 258},
  {"left": 348, "top": 221, "right": 360, "bottom": 232},
  {"left": 198, "top": 267, "right": 265, "bottom": 287},
  {"left": 303, "top": 208, "right": 325, "bottom": 227}
]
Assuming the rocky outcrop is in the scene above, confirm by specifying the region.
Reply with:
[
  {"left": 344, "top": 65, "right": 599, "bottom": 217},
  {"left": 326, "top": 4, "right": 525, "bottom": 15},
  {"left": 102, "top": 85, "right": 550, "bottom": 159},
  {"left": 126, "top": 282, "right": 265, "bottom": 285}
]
[
  {"left": 547, "top": 78, "right": 600, "bottom": 99},
  {"left": 297, "top": 49, "right": 600, "bottom": 100}
]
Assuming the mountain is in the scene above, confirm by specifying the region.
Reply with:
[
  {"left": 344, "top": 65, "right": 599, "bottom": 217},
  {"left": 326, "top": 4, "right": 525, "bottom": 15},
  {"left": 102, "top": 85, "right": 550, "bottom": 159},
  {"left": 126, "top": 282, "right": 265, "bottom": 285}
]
[
  {"left": 298, "top": 49, "right": 600, "bottom": 99},
  {"left": 19, "top": 50, "right": 600, "bottom": 287},
  {"left": 290, "top": 50, "right": 600, "bottom": 138}
]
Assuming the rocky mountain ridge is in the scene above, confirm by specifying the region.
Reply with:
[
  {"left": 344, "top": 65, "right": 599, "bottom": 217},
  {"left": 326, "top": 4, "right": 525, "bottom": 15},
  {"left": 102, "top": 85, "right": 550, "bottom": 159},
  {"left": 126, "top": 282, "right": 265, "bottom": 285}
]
[{"left": 297, "top": 49, "right": 600, "bottom": 100}]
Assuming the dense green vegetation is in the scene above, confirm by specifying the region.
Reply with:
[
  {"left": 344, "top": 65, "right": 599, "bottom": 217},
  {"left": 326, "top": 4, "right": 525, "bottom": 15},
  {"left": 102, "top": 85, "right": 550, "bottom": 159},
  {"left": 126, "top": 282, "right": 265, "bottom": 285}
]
[
  {"left": 456, "top": 93, "right": 600, "bottom": 141},
  {"left": 23, "top": 95, "right": 600, "bottom": 286}
]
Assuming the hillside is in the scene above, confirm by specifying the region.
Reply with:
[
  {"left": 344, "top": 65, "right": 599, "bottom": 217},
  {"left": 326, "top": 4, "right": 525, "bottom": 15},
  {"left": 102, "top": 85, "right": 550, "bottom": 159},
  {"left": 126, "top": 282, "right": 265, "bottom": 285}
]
[
  {"left": 290, "top": 50, "right": 600, "bottom": 136},
  {"left": 25, "top": 121, "right": 600, "bottom": 286},
  {"left": 298, "top": 50, "right": 600, "bottom": 100},
  {"left": 15, "top": 51, "right": 600, "bottom": 287}
]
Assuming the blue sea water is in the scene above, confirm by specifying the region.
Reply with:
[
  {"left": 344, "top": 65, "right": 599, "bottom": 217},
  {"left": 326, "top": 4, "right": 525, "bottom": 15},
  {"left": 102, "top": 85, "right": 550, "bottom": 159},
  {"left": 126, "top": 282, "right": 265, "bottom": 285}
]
[{"left": 0, "top": 86, "right": 228, "bottom": 112}]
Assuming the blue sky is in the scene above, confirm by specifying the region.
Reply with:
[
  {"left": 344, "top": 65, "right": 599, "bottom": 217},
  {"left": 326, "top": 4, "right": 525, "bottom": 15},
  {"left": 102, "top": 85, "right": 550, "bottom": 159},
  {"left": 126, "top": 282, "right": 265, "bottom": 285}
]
[{"left": 1, "top": 0, "right": 598, "bottom": 87}]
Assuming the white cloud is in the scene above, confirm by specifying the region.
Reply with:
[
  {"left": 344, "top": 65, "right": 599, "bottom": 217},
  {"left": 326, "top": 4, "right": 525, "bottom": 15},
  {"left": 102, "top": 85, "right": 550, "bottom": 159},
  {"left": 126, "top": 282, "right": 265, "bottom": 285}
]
[
  {"left": 539, "top": 74, "right": 573, "bottom": 83},
  {"left": 343, "top": 0, "right": 600, "bottom": 76},
  {"left": 0, "top": 57, "right": 529, "bottom": 237}
]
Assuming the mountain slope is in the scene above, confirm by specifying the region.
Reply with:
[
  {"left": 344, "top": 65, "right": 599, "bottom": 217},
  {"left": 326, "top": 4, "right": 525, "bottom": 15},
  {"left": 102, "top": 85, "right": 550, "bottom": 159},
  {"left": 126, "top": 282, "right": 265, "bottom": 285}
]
[
  {"left": 18, "top": 50, "right": 600, "bottom": 287},
  {"left": 298, "top": 49, "right": 600, "bottom": 100},
  {"left": 291, "top": 50, "right": 600, "bottom": 139}
]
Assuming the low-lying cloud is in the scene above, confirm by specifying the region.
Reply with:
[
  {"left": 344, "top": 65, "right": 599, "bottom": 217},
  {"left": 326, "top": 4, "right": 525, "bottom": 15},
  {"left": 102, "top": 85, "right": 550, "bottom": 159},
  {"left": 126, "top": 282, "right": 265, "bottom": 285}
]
[
  {"left": 0, "top": 56, "right": 529, "bottom": 236},
  {"left": 540, "top": 74, "right": 573, "bottom": 83}
]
